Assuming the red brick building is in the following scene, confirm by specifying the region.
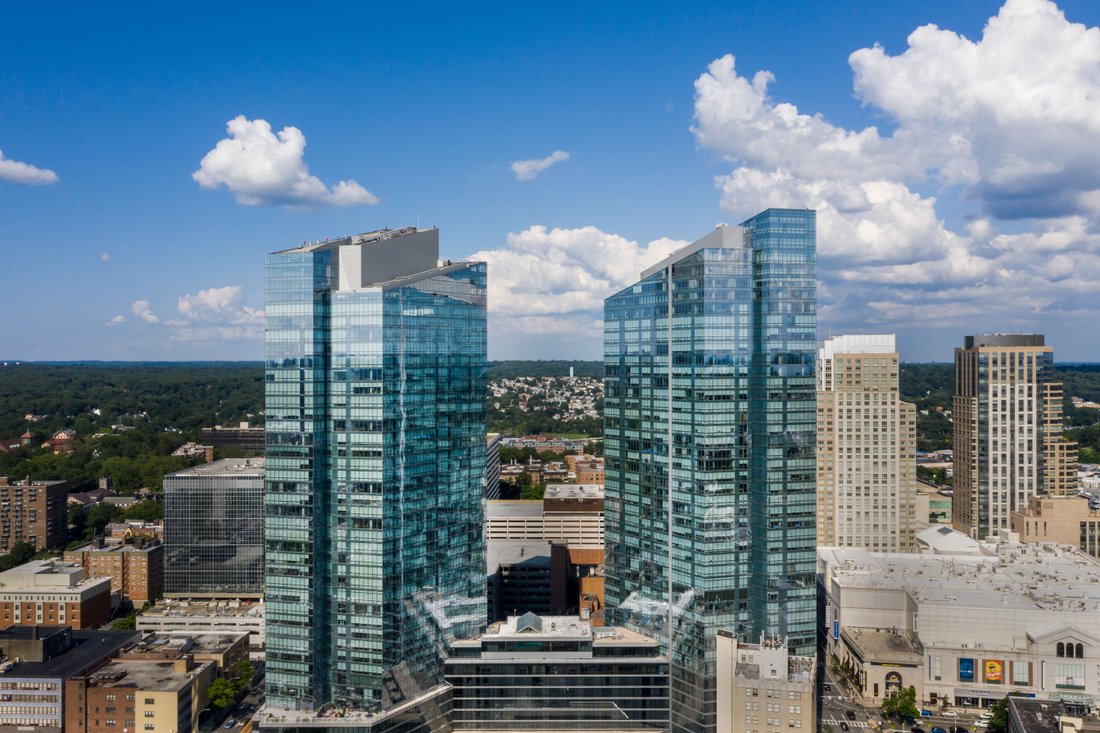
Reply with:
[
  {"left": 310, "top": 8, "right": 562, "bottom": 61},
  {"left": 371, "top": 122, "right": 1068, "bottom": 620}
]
[
  {"left": 64, "top": 538, "right": 164, "bottom": 606},
  {"left": 0, "top": 476, "right": 68, "bottom": 551}
]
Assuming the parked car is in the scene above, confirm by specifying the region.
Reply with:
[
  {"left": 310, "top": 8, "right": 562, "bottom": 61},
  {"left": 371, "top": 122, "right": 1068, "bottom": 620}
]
[
  {"left": 932, "top": 726, "right": 948, "bottom": 733},
  {"left": 912, "top": 727, "right": 926, "bottom": 733},
  {"left": 223, "top": 721, "right": 237, "bottom": 730},
  {"left": 952, "top": 726, "right": 970, "bottom": 733},
  {"left": 847, "top": 711, "right": 858, "bottom": 721},
  {"left": 841, "top": 723, "right": 850, "bottom": 731}
]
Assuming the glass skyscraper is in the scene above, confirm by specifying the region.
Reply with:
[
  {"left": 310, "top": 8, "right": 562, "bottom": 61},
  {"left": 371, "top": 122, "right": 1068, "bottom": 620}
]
[
  {"left": 261, "top": 227, "right": 487, "bottom": 731},
  {"left": 603, "top": 209, "right": 817, "bottom": 733}
]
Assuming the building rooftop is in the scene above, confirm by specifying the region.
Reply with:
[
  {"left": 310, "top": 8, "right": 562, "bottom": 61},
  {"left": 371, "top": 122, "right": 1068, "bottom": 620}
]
[
  {"left": 67, "top": 539, "right": 160, "bottom": 555},
  {"left": 486, "top": 541, "right": 551, "bottom": 573},
  {"left": 0, "top": 630, "right": 139, "bottom": 679},
  {"left": 640, "top": 224, "right": 745, "bottom": 279},
  {"left": 1008, "top": 697, "right": 1072, "bottom": 733},
  {"left": 964, "top": 333, "right": 1046, "bottom": 348},
  {"left": 543, "top": 484, "right": 604, "bottom": 501},
  {"left": 476, "top": 614, "right": 659, "bottom": 647},
  {"left": 0, "top": 560, "right": 109, "bottom": 592},
  {"left": 486, "top": 500, "right": 543, "bottom": 519},
  {"left": 166, "top": 457, "right": 264, "bottom": 478},
  {"left": 843, "top": 628, "right": 924, "bottom": 665},
  {"left": 820, "top": 334, "right": 896, "bottom": 358},
  {"left": 819, "top": 530, "right": 1100, "bottom": 614},
  {"left": 87, "top": 658, "right": 210, "bottom": 691},
  {"left": 140, "top": 598, "right": 264, "bottom": 619}
]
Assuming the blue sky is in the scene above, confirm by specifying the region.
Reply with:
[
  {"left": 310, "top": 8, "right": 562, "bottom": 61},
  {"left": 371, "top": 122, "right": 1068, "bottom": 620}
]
[{"left": 3, "top": 0, "right": 1100, "bottom": 361}]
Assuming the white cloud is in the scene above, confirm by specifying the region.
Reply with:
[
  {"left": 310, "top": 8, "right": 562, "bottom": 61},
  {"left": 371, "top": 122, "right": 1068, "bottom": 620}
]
[
  {"left": 471, "top": 226, "right": 687, "bottom": 341},
  {"left": 169, "top": 285, "right": 264, "bottom": 342},
  {"left": 106, "top": 315, "right": 125, "bottom": 327},
  {"left": 692, "top": 0, "right": 1100, "bottom": 343},
  {"left": 511, "top": 150, "right": 571, "bottom": 181},
  {"left": 0, "top": 149, "right": 58, "bottom": 186},
  {"left": 100, "top": 252, "right": 110, "bottom": 262},
  {"left": 131, "top": 300, "right": 160, "bottom": 324},
  {"left": 193, "top": 116, "right": 378, "bottom": 208}
]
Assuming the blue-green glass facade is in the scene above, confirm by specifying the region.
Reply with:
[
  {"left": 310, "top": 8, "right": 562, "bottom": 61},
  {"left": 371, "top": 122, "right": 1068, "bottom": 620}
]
[
  {"left": 603, "top": 209, "right": 816, "bottom": 733},
  {"left": 263, "top": 230, "right": 487, "bottom": 728}
]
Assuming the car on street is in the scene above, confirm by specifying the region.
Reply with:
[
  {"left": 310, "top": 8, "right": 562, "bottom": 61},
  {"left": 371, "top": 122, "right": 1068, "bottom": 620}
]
[
  {"left": 944, "top": 711, "right": 959, "bottom": 719},
  {"left": 932, "top": 726, "right": 947, "bottom": 733},
  {"left": 223, "top": 721, "right": 237, "bottom": 730},
  {"left": 824, "top": 684, "right": 832, "bottom": 693},
  {"left": 847, "top": 711, "right": 858, "bottom": 721},
  {"left": 912, "top": 727, "right": 925, "bottom": 733},
  {"left": 952, "top": 727, "right": 969, "bottom": 733},
  {"left": 841, "top": 723, "right": 850, "bottom": 731}
]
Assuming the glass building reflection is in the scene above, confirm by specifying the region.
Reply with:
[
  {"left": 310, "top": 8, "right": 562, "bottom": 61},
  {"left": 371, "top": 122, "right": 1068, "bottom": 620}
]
[
  {"left": 262, "top": 227, "right": 487, "bottom": 730},
  {"left": 603, "top": 210, "right": 817, "bottom": 733}
]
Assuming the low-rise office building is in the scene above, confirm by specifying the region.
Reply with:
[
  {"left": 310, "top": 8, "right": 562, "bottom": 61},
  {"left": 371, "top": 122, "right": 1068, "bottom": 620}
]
[
  {"left": 1008, "top": 697, "right": 1086, "bottom": 733},
  {"left": 64, "top": 654, "right": 216, "bottom": 733},
  {"left": 64, "top": 537, "right": 164, "bottom": 606},
  {"left": 0, "top": 561, "right": 113, "bottom": 629},
  {"left": 446, "top": 613, "right": 669, "bottom": 731},
  {"left": 717, "top": 632, "right": 815, "bottom": 733},
  {"left": 0, "top": 625, "right": 138, "bottom": 733},
  {"left": 820, "top": 526, "right": 1100, "bottom": 714}
]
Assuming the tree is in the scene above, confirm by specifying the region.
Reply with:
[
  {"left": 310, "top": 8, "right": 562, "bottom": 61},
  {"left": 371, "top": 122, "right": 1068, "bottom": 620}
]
[
  {"left": 111, "top": 614, "right": 136, "bottom": 630},
  {"left": 68, "top": 503, "right": 87, "bottom": 540},
  {"left": 85, "top": 503, "right": 123, "bottom": 540},
  {"left": 124, "top": 500, "right": 163, "bottom": 522},
  {"left": 208, "top": 677, "right": 237, "bottom": 708},
  {"left": 987, "top": 697, "right": 1010, "bottom": 733},
  {"left": 234, "top": 659, "right": 254, "bottom": 689},
  {"left": 881, "top": 686, "right": 920, "bottom": 723}
]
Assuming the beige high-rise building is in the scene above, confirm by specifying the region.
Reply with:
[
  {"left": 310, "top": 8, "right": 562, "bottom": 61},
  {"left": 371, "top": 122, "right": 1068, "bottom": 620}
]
[
  {"left": 953, "top": 334, "right": 1077, "bottom": 539},
  {"left": 816, "top": 335, "right": 918, "bottom": 552}
]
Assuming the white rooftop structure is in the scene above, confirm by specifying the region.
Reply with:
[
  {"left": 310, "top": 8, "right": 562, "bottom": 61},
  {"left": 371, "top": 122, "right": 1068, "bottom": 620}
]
[{"left": 819, "top": 334, "right": 896, "bottom": 359}]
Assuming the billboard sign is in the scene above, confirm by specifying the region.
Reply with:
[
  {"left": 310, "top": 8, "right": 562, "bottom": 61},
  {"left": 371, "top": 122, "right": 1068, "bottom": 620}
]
[
  {"left": 985, "top": 660, "right": 1004, "bottom": 684},
  {"left": 959, "top": 658, "right": 975, "bottom": 682}
]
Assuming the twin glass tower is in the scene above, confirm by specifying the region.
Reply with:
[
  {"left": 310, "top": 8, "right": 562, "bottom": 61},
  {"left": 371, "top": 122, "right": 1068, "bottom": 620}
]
[
  {"left": 262, "top": 209, "right": 816, "bottom": 733},
  {"left": 263, "top": 228, "right": 487, "bottom": 730},
  {"left": 604, "top": 209, "right": 817, "bottom": 733}
]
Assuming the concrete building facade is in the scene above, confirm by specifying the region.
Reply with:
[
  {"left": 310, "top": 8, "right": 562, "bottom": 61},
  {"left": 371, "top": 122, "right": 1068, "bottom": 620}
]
[
  {"left": 816, "top": 335, "right": 918, "bottom": 552},
  {"left": 820, "top": 527, "right": 1100, "bottom": 714},
  {"left": 716, "top": 632, "right": 815, "bottom": 733},
  {"left": 953, "top": 335, "right": 1078, "bottom": 538}
]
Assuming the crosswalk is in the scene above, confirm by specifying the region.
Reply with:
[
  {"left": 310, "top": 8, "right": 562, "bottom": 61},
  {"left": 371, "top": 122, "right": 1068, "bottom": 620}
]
[{"left": 822, "top": 719, "right": 873, "bottom": 729}]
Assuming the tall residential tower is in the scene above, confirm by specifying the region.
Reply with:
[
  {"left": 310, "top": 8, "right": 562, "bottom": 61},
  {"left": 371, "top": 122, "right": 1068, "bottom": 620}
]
[
  {"left": 953, "top": 334, "right": 1077, "bottom": 539},
  {"left": 604, "top": 209, "right": 817, "bottom": 733},
  {"left": 261, "top": 227, "right": 487, "bottom": 731},
  {"left": 816, "top": 335, "right": 918, "bottom": 552}
]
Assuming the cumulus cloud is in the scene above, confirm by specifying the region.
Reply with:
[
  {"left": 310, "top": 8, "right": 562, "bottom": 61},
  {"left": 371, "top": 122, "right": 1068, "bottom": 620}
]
[
  {"left": 106, "top": 315, "right": 125, "bottom": 327},
  {"left": 0, "top": 149, "right": 58, "bottom": 186},
  {"left": 511, "top": 150, "right": 571, "bottom": 181},
  {"left": 131, "top": 300, "right": 160, "bottom": 324},
  {"left": 193, "top": 116, "right": 378, "bottom": 208},
  {"left": 692, "top": 0, "right": 1100, "bottom": 342},
  {"left": 471, "top": 226, "right": 687, "bottom": 339},
  {"left": 100, "top": 252, "right": 110, "bottom": 262}
]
